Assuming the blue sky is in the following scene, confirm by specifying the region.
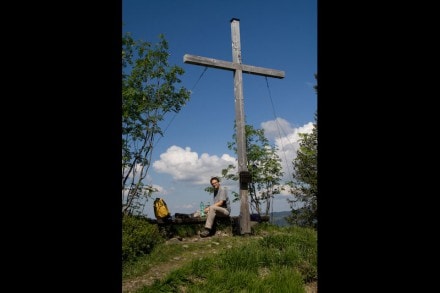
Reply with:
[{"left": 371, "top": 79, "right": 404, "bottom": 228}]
[{"left": 122, "top": 0, "right": 317, "bottom": 217}]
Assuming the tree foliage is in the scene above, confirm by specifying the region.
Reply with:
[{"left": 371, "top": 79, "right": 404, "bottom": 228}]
[
  {"left": 122, "top": 33, "right": 190, "bottom": 215},
  {"left": 286, "top": 74, "right": 317, "bottom": 228},
  {"left": 222, "top": 124, "right": 283, "bottom": 216}
]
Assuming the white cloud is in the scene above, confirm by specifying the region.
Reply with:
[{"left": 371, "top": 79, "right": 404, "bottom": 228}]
[
  {"left": 261, "top": 117, "right": 296, "bottom": 140},
  {"left": 150, "top": 119, "right": 314, "bottom": 201},
  {"left": 151, "top": 184, "right": 165, "bottom": 193},
  {"left": 122, "top": 162, "right": 154, "bottom": 183},
  {"left": 153, "top": 145, "right": 237, "bottom": 185},
  {"left": 261, "top": 118, "right": 314, "bottom": 181}
]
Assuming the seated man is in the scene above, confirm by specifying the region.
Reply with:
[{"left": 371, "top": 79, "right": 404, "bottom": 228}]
[{"left": 200, "top": 177, "right": 231, "bottom": 237}]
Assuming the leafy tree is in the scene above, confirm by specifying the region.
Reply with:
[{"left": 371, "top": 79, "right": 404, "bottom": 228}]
[
  {"left": 122, "top": 33, "right": 190, "bottom": 215},
  {"left": 286, "top": 74, "right": 317, "bottom": 228},
  {"left": 221, "top": 124, "right": 283, "bottom": 216}
]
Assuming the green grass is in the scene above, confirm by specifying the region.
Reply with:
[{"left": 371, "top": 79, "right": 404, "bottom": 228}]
[{"left": 123, "top": 224, "right": 317, "bottom": 293}]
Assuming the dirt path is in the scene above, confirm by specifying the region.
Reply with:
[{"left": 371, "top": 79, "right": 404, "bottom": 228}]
[
  {"left": 122, "top": 258, "right": 186, "bottom": 292},
  {"left": 305, "top": 281, "right": 318, "bottom": 293},
  {"left": 122, "top": 235, "right": 217, "bottom": 293}
]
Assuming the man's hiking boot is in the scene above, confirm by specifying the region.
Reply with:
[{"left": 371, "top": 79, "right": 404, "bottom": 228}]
[{"left": 200, "top": 229, "right": 212, "bottom": 238}]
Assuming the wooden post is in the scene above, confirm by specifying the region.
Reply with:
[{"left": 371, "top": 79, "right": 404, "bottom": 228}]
[{"left": 183, "top": 18, "right": 285, "bottom": 235}]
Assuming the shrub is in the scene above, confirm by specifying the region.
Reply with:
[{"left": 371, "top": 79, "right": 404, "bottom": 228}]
[{"left": 122, "top": 215, "right": 165, "bottom": 263}]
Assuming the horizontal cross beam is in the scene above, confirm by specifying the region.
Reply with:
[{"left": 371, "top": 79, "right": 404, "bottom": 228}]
[{"left": 183, "top": 54, "right": 285, "bottom": 79}]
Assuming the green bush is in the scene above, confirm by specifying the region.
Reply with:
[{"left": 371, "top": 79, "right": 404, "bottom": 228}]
[{"left": 122, "top": 215, "right": 165, "bottom": 263}]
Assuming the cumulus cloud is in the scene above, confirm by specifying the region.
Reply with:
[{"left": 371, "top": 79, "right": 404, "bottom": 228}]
[
  {"left": 261, "top": 117, "right": 296, "bottom": 140},
  {"left": 151, "top": 118, "right": 314, "bottom": 190},
  {"left": 261, "top": 118, "right": 314, "bottom": 181},
  {"left": 153, "top": 145, "right": 237, "bottom": 185}
]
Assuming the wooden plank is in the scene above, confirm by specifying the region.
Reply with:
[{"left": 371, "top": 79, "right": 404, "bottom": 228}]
[
  {"left": 183, "top": 54, "right": 285, "bottom": 79},
  {"left": 146, "top": 215, "right": 269, "bottom": 226}
]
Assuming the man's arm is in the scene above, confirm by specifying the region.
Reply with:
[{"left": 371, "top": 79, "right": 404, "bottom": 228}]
[{"left": 214, "top": 200, "right": 225, "bottom": 207}]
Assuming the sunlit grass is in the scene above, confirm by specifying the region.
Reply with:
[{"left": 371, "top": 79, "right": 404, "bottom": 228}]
[{"left": 127, "top": 225, "right": 317, "bottom": 293}]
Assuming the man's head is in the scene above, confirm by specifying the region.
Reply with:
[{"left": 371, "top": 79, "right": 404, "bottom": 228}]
[{"left": 210, "top": 177, "right": 220, "bottom": 188}]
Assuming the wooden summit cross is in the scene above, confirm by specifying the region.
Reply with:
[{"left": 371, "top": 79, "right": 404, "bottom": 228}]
[{"left": 184, "top": 18, "right": 285, "bottom": 235}]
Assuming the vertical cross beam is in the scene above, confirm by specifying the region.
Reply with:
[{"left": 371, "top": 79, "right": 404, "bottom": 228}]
[
  {"left": 183, "top": 18, "right": 285, "bottom": 235},
  {"left": 231, "top": 19, "right": 251, "bottom": 235}
]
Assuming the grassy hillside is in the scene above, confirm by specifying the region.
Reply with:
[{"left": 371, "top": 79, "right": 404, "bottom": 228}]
[{"left": 123, "top": 222, "right": 317, "bottom": 293}]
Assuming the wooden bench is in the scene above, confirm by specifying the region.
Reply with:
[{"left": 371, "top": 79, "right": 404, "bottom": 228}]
[{"left": 146, "top": 214, "right": 269, "bottom": 237}]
